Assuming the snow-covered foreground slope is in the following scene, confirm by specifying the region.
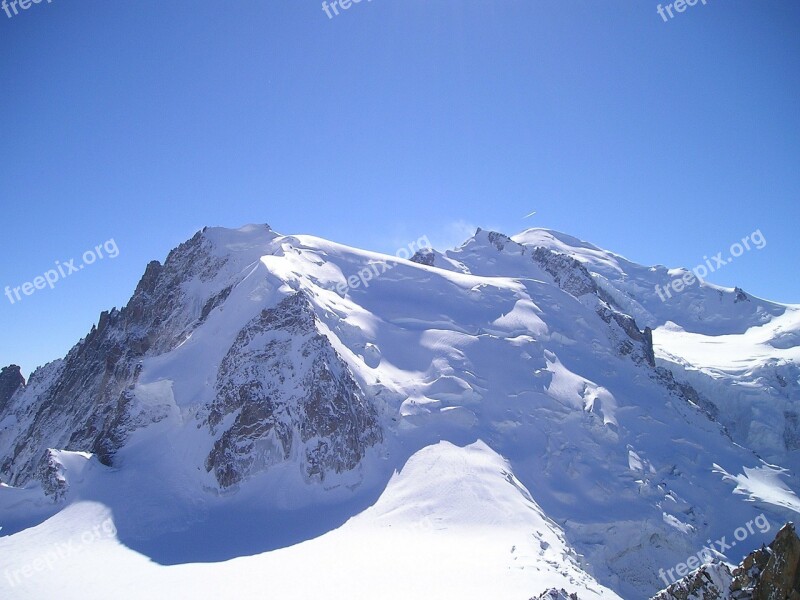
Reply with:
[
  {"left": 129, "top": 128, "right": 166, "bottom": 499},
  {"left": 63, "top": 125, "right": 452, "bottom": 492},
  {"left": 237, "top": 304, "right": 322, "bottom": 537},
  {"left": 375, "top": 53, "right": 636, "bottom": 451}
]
[
  {"left": 1, "top": 224, "right": 798, "bottom": 599},
  {"left": 0, "top": 442, "right": 620, "bottom": 600}
]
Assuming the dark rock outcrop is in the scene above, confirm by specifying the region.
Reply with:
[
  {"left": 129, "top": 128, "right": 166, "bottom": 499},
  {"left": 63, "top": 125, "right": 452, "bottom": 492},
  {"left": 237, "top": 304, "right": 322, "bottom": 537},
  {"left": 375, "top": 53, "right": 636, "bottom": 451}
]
[
  {"left": 410, "top": 249, "right": 435, "bottom": 266},
  {"left": 205, "top": 292, "right": 382, "bottom": 488},
  {"left": 652, "top": 522, "right": 800, "bottom": 600},
  {"left": 36, "top": 450, "right": 69, "bottom": 502},
  {"left": 532, "top": 589, "right": 579, "bottom": 600},
  {"left": 0, "top": 364, "right": 25, "bottom": 413},
  {"left": 596, "top": 302, "right": 656, "bottom": 367},
  {"left": 652, "top": 563, "right": 732, "bottom": 600},
  {"left": 655, "top": 366, "right": 720, "bottom": 422},
  {"left": 476, "top": 228, "right": 514, "bottom": 252},
  {"left": 530, "top": 246, "right": 598, "bottom": 298},
  {"left": 784, "top": 411, "right": 800, "bottom": 452}
]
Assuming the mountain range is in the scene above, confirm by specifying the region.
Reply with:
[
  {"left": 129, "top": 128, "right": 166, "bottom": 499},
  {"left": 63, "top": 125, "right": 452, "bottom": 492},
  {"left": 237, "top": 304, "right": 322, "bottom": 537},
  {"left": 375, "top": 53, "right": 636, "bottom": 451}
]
[{"left": 1, "top": 224, "right": 798, "bottom": 599}]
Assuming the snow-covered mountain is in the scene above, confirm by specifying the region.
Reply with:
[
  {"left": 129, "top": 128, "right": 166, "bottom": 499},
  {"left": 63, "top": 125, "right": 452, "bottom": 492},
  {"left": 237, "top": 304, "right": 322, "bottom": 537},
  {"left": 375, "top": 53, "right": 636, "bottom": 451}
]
[{"left": 1, "top": 224, "right": 798, "bottom": 599}]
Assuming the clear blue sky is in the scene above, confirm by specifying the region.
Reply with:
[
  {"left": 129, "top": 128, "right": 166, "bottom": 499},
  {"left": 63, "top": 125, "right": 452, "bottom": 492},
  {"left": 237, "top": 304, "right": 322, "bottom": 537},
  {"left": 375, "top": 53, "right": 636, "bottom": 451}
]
[{"left": 1, "top": 0, "right": 798, "bottom": 377}]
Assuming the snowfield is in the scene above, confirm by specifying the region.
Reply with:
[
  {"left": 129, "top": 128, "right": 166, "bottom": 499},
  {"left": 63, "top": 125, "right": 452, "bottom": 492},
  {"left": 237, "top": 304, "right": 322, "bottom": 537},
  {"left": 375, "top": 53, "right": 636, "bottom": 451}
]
[{"left": 0, "top": 441, "right": 622, "bottom": 600}]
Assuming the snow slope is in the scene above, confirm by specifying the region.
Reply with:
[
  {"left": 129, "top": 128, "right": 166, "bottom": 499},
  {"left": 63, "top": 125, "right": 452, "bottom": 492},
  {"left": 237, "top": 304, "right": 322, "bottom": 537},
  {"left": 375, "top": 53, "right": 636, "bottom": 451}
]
[{"left": 0, "top": 441, "right": 621, "bottom": 600}]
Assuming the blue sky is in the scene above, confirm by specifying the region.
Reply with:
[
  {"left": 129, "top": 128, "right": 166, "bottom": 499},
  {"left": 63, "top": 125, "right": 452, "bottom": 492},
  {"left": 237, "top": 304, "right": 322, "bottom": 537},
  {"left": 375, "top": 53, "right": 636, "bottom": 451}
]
[{"left": 1, "top": 0, "right": 798, "bottom": 376}]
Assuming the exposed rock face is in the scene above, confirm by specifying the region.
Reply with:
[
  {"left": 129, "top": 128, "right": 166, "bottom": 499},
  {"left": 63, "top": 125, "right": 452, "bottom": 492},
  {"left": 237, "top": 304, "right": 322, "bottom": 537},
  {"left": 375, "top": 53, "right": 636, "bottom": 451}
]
[
  {"left": 530, "top": 246, "right": 597, "bottom": 298},
  {"left": 36, "top": 449, "right": 69, "bottom": 502},
  {"left": 784, "top": 410, "right": 800, "bottom": 452},
  {"left": 655, "top": 366, "right": 720, "bottom": 422},
  {"left": 0, "top": 365, "right": 24, "bottom": 413},
  {"left": 200, "top": 284, "right": 233, "bottom": 322},
  {"left": 652, "top": 562, "right": 733, "bottom": 600},
  {"left": 479, "top": 228, "right": 514, "bottom": 251},
  {"left": 410, "top": 249, "right": 435, "bottom": 266},
  {"left": 596, "top": 302, "right": 656, "bottom": 367},
  {"left": 0, "top": 230, "right": 232, "bottom": 486},
  {"left": 643, "top": 327, "right": 656, "bottom": 366},
  {"left": 205, "top": 292, "right": 382, "bottom": 488},
  {"left": 532, "top": 589, "right": 579, "bottom": 600},
  {"left": 739, "top": 522, "right": 800, "bottom": 599},
  {"left": 652, "top": 523, "right": 800, "bottom": 600}
]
